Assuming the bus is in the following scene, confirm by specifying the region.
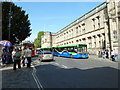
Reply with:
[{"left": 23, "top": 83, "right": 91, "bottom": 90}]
[
  {"left": 22, "top": 42, "right": 35, "bottom": 57},
  {"left": 41, "top": 44, "right": 89, "bottom": 59}
]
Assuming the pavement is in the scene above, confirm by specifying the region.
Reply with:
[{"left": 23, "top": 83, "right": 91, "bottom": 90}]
[
  {"left": 0, "top": 55, "right": 118, "bottom": 89},
  {"left": 89, "top": 55, "right": 117, "bottom": 62},
  {"left": 0, "top": 58, "right": 40, "bottom": 89}
]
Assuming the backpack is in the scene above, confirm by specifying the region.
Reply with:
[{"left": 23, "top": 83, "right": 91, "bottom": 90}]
[{"left": 15, "top": 52, "right": 21, "bottom": 58}]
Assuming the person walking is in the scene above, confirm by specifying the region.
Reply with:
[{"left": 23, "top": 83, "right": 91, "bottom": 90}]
[
  {"left": 102, "top": 50, "right": 106, "bottom": 59},
  {"left": 13, "top": 48, "right": 21, "bottom": 70},
  {"left": 24, "top": 46, "right": 32, "bottom": 68},
  {"left": 106, "top": 49, "right": 109, "bottom": 59},
  {"left": 21, "top": 47, "right": 26, "bottom": 67},
  {"left": 98, "top": 51, "right": 101, "bottom": 58},
  {"left": 111, "top": 50, "right": 114, "bottom": 61},
  {"left": 2, "top": 49, "right": 6, "bottom": 65},
  {"left": 114, "top": 49, "right": 118, "bottom": 62},
  {"left": 12, "top": 48, "right": 16, "bottom": 63}
]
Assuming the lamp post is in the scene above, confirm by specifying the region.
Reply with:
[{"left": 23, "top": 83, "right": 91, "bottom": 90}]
[
  {"left": 0, "top": 5, "right": 1, "bottom": 33},
  {"left": 8, "top": 0, "right": 12, "bottom": 41},
  {"left": 106, "top": 2, "right": 112, "bottom": 55}
]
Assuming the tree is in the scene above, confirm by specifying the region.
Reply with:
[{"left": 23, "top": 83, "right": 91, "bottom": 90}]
[
  {"left": 2, "top": 2, "right": 31, "bottom": 44},
  {"left": 34, "top": 31, "right": 44, "bottom": 48}
]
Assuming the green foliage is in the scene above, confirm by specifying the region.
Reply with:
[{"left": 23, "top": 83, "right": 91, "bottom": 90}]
[
  {"left": 34, "top": 31, "right": 44, "bottom": 48},
  {"left": 2, "top": 2, "right": 31, "bottom": 44}
]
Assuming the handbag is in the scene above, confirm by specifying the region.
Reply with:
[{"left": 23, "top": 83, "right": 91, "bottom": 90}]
[{"left": 24, "top": 58, "right": 28, "bottom": 64}]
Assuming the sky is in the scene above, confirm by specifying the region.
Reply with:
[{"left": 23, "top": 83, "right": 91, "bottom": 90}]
[{"left": 13, "top": 2, "right": 104, "bottom": 41}]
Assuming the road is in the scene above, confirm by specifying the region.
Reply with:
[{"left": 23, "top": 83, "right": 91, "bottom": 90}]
[
  {"left": 33, "top": 56, "right": 118, "bottom": 88},
  {"left": 1, "top": 55, "right": 118, "bottom": 89}
]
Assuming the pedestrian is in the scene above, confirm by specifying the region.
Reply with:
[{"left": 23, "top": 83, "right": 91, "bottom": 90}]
[
  {"left": 111, "top": 50, "right": 114, "bottom": 61},
  {"left": 2, "top": 49, "right": 6, "bottom": 65},
  {"left": 114, "top": 49, "right": 118, "bottom": 62},
  {"left": 4, "top": 46, "right": 10, "bottom": 64},
  {"left": 13, "top": 48, "right": 21, "bottom": 70},
  {"left": 12, "top": 48, "right": 16, "bottom": 63},
  {"left": 102, "top": 50, "right": 106, "bottom": 59},
  {"left": 98, "top": 51, "right": 101, "bottom": 58},
  {"left": 21, "top": 47, "right": 26, "bottom": 67},
  {"left": 106, "top": 49, "right": 109, "bottom": 59},
  {"left": 24, "top": 46, "right": 32, "bottom": 68},
  {"left": 9, "top": 46, "right": 13, "bottom": 63},
  {"left": 100, "top": 51, "right": 102, "bottom": 58}
]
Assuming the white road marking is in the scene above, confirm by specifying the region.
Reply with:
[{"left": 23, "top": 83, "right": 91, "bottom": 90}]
[
  {"left": 61, "top": 65, "right": 68, "bottom": 69},
  {"left": 54, "top": 63, "right": 60, "bottom": 66},
  {"left": 32, "top": 65, "right": 44, "bottom": 90},
  {"left": 53, "top": 62, "right": 69, "bottom": 69}
]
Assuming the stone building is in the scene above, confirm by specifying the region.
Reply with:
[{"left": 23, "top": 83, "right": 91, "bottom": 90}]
[{"left": 41, "top": 0, "right": 120, "bottom": 56}]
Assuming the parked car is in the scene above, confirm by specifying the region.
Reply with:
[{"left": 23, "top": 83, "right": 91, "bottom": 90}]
[{"left": 38, "top": 50, "right": 54, "bottom": 61}]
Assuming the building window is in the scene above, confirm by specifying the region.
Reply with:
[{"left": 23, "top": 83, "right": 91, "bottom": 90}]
[
  {"left": 92, "top": 18, "right": 95, "bottom": 30},
  {"left": 99, "top": 41, "right": 101, "bottom": 48},
  {"left": 76, "top": 27, "right": 78, "bottom": 29},
  {"left": 82, "top": 29, "right": 85, "bottom": 34},
  {"left": 78, "top": 25, "right": 81, "bottom": 34},
  {"left": 94, "top": 42, "right": 96, "bottom": 47},
  {"left": 89, "top": 43, "right": 92, "bottom": 48},
  {"left": 113, "top": 30, "right": 118, "bottom": 40},
  {"left": 96, "top": 16, "right": 100, "bottom": 29},
  {"left": 98, "top": 23, "right": 100, "bottom": 29},
  {"left": 45, "top": 39, "right": 47, "bottom": 42},
  {"left": 93, "top": 25, "right": 95, "bottom": 30},
  {"left": 76, "top": 40, "right": 79, "bottom": 42},
  {"left": 82, "top": 23, "right": 85, "bottom": 34}
]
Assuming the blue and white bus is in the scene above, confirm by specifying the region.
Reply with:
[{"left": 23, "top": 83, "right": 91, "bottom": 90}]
[{"left": 52, "top": 44, "right": 89, "bottom": 59}]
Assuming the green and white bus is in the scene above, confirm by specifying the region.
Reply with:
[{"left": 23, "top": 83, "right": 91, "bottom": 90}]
[{"left": 41, "top": 44, "right": 89, "bottom": 59}]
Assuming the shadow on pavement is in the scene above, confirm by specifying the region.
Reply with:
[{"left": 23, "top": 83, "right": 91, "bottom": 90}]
[
  {"left": 2, "top": 63, "right": 119, "bottom": 89},
  {"left": 35, "top": 64, "right": 119, "bottom": 88},
  {"left": 2, "top": 67, "right": 38, "bottom": 89}
]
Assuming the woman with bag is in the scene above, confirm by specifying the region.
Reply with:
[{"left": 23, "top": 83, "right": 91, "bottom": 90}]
[{"left": 24, "top": 46, "right": 32, "bottom": 68}]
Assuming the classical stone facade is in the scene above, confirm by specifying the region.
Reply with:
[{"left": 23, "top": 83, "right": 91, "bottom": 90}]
[
  {"left": 41, "top": 32, "right": 52, "bottom": 48},
  {"left": 41, "top": 0, "right": 120, "bottom": 56}
]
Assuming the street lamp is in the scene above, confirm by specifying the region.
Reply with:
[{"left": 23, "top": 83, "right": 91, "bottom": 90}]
[
  {"left": 106, "top": 2, "right": 112, "bottom": 55},
  {"left": 8, "top": 0, "right": 12, "bottom": 41}
]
